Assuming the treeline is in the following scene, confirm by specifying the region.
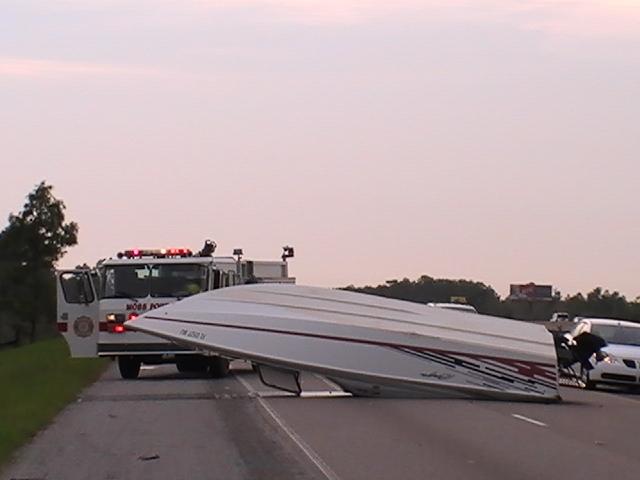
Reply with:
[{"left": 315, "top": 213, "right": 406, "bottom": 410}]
[
  {"left": 0, "top": 182, "right": 77, "bottom": 346},
  {"left": 345, "top": 275, "right": 640, "bottom": 322}
]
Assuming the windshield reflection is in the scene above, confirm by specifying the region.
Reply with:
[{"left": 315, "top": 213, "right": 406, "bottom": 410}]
[
  {"left": 101, "top": 264, "right": 208, "bottom": 299},
  {"left": 591, "top": 325, "right": 640, "bottom": 347}
]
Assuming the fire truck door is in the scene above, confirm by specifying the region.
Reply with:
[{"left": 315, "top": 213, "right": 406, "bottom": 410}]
[{"left": 57, "top": 270, "right": 99, "bottom": 357}]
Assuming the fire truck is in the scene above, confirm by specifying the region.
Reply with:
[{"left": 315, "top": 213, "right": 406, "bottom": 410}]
[{"left": 56, "top": 241, "right": 294, "bottom": 379}]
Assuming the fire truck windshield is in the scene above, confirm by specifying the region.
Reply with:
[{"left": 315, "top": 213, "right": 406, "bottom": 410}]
[
  {"left": 150, "top": 264, "right": 208, "bottom": 298},
  {"left": 101, "top": 264, "right": 208, "bottom": 299}
]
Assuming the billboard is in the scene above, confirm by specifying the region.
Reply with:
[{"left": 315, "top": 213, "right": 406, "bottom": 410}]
[{"left": 508, "top": 283, "right": 553, "bottom": 301}]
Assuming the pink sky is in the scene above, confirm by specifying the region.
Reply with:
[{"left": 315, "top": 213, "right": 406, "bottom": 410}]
[{"left": 1, "top": 1, "right": 639, "bottom": 298}]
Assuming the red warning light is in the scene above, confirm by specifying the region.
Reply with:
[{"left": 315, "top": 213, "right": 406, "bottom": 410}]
[
  {"left": 128, "top": 312, "right": 139, "bottom": 321},
  {"left": 120, "top": 247, "right": 192, "bottom": 258},
  {"left": 114, "top": 324, "right": 125, "bottom": 333}
]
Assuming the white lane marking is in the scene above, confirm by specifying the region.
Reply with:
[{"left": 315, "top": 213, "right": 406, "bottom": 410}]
[
  {"left": 247, "top": 390, "right": 351, "bottom": 399},
  {"left": 301, "top": 391, "right": 352, "bottom": 399},
  {"left": 511, "top": 414, "right": 547, "bottom": 427},
  {"left": 254, "top": 390, "right": 297, "bottom": 398},
  {"left": 235, "top": 374, "right": 341, "bottom": 480}
]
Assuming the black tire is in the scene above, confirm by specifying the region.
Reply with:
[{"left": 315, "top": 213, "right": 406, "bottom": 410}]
[
  {"left": 208, "top": 357, "right": 230, "bottom": 378},
  {"left": 118, "top": 356, "right": 141, "bottom": 379},
  {"left": 176, "top": 357, "right": 191, "bottom": 373},
  {"left": 580, "top": 367, "right": 596, "bottom": 390},
  {"left": 176, "top": 355, "right": 209, "bottom": 374}
]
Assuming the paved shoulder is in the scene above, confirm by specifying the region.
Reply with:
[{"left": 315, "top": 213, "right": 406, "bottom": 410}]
[{"left": 1, "top": 363, "right": 324, "bottom": 480}]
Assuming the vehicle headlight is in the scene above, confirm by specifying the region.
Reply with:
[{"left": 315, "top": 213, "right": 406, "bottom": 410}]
[
  {"left": 106, "top": 313, "right": 117, "bottom": 322},
  {"left": 600, "top": 352, "right": 619, "bottom": 364}
]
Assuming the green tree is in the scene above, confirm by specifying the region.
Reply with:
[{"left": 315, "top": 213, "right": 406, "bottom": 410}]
[
  {"left": 0, "top": 182, "right": 78, "bottom": 343},
  {"left": 345, "top": 275, "right": 502, "bottom": 315},
  {"left": 346, "top": 278, "right": 640, "bottom": 322},
  {"left": 561, "top": 288, "right": 632, "bottom": 320}
]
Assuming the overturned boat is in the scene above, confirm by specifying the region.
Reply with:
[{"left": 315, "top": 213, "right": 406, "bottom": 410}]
[{"left": 126, "top": 284, "right": 562, "bottom": 401}]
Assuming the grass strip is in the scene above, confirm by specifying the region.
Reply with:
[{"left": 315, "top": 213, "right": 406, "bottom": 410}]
[{"left": 0, "top": 336, "right": 107, "bottom": 466}]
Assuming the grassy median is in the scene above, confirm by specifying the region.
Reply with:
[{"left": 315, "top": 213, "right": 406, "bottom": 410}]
[{"left": 0, "top": 336, "right": 107, "bottom": 466}]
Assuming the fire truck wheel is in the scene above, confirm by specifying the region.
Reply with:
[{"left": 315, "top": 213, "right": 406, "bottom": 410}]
[
  {"left": 176, "top": 355, "right": 208, "bottom": 373},
  {"left": 176, "top": 357, "right": 191, "bottom": 373},
  {"left": 208, "top": 357, "right": 230, "bottom": 378},
  {"left": 118, "top": 356, "right": 141, "bottom": 379}
]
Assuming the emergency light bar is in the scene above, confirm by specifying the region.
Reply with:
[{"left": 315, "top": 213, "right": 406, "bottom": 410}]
[{"left": 116, "top": 248, "right": 193, "bottom": 259}]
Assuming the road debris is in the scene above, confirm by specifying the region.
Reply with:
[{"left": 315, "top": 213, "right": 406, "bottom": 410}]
[{"left": 138, "top": 454, "right": 160, "bottom": 461}]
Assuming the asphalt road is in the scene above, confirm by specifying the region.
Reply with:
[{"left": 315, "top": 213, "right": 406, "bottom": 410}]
[{"left": 3, "top": 361, "right": 640, "bottom": 480}]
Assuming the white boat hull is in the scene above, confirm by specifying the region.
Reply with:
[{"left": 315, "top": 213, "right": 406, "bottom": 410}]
[{"left": 126, "top": 284, "right": 560, "bottom": 401}]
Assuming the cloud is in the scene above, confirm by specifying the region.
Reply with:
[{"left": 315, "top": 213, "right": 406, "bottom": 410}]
[
  {"left": 12, "top": 1, "right": 640, "bottom": 37},
  {"left": 193, "top": 0, "right": 447, "bottom": 24},
  {"left": 193, "top": 0, "right": 640, "bottom": 37},
  {"left": 0, "top": 57, "right": 165, "bottom": 79},
  {"left": 515, "top": 1, "right": 640, "bottom": 38}
]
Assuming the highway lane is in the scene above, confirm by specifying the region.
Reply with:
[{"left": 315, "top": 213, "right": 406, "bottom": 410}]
[
  {"left": 239, "top": 371, "right": 640, "bottom": 480},
  {"left": 264, "top": 385, "right": 640, "bottom": 480},
  {"left": 3, "top": 362, "right": 640, "bottom": 480}
]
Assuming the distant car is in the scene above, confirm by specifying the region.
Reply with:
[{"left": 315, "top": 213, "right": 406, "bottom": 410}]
[
  {"left": 427, "top": 303, "right": 478, "bottom": 314},
  {"left": 570, "top": 318, "right": 640, "bottom": 390},
  {"left": 550, "top": 312, "right": 570, "bottom": 322}
]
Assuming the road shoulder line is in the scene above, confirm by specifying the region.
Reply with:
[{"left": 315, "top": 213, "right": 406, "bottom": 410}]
[
  {"left": 511, "top": 414, "right": 547, "bottom": 427},
  {"left": 234, "top": 374, "right": 341, "bottom": 480}
]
